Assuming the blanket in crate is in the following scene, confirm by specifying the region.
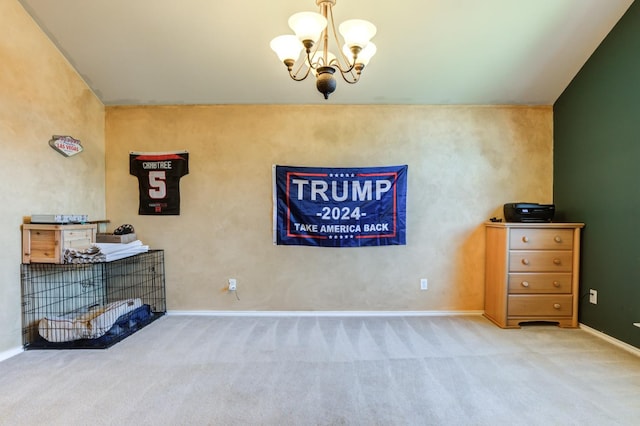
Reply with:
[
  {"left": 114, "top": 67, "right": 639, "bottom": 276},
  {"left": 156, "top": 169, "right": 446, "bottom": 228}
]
[{"left": 38, "top": 298, "right": 142, "bottom": 343}]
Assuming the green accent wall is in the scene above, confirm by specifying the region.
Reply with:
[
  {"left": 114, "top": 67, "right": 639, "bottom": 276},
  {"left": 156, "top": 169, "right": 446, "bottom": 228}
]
[{"left": 554, "top": 1, "right": 640, "bottom": 348}]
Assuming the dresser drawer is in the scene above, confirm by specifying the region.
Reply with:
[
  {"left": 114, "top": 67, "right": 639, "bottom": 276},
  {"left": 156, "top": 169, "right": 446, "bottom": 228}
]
[
  {"left": 508, "top": 295, "right": 573, "bottom": 317},
  {"left": 509, "top": 228, "right": 574, "bottom": 250},
  {"left": 508, "top": 273, "right": 572, "bottom": 294},
  {"left": 509, "top": 250, "right": 573, "bottom": 272}
]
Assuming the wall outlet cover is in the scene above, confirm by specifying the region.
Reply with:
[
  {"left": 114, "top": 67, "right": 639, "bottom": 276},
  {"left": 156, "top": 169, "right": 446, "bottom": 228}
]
[{"left": 420, "top": 278, "right": 428, "bottom": 290}]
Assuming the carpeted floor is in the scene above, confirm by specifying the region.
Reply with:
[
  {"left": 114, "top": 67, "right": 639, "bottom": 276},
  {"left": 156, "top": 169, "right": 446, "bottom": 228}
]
[{"left": 1, "top": 314, "right": 639, "bottom": 425}]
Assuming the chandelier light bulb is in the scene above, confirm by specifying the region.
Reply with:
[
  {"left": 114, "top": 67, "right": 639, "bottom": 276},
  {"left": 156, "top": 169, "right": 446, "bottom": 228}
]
[
  {"left": 338, "top": 19, "right": 377, "bottom": 49},
  {"left": 288, "top": 12, "right": 327, "bottom": 44},
  {"left": 270, "top": 35, "right": 303, "bottom": 63},
  {"left": 354, "top": 42, "right": 376, "bottom": 66},
  {"left": 342, "top": 42, "right": 377, "bottom": 65}
]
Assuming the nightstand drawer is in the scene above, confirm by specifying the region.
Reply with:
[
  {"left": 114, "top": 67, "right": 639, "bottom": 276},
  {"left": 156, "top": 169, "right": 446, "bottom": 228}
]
[
  {"left": 508, "top": 273, "right": 572, "bottom": 294},
  {"left": 509, "top": 251, "right": 573, "bottom": 272},
  {"left": 508, "top": 295, "right": 573, "bottom": 317},
  {"left": 509, "top": 228, "right": 574, "bottom": 250}
]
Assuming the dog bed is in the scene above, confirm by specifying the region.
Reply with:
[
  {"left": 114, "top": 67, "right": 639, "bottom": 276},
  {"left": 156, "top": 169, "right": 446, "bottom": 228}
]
[{"left": 38, "top": 298, "right": 143, "bottom": 343}]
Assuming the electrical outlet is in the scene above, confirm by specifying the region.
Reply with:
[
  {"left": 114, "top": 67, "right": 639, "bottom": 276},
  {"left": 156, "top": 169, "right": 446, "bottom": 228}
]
[
  {"left": 420, "top": 278, "right": 428, "bottom": 290},
  {"left": 589, "top": 289, "right": 597, "bottom": 304},
  {"left": 228, "top": 278, "right": 237, "bottom": 291}
]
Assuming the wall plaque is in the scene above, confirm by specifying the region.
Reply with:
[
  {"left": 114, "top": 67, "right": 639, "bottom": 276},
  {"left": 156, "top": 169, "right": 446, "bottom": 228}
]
[{"left": 49, "top": 135, "right": 83, "bottom": 157}]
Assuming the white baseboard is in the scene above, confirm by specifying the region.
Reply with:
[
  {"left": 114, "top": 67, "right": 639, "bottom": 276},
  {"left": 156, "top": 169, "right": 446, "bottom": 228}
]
[
  {"left": 580, "top": 323, "right": 640, "bottom": 357},
  {"left": 167, "top": 310, "right": 484, "bottom": 317},
  {"left": 0, "top": 347, "right": 23, "bottom": 362}
]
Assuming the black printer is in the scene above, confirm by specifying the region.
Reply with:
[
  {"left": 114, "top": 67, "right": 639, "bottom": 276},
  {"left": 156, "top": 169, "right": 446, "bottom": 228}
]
[{"left": 504, "top": 203, "right": 555, "bottom": 223}]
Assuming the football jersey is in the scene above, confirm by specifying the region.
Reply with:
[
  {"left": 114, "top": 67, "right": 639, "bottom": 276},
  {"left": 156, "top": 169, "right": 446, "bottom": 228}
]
[{"left": 130, "top": 152, "right": 189, "bottom": 215}]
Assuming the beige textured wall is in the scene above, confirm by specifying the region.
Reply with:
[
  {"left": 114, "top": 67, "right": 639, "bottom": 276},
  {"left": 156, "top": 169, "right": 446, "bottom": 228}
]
[
  {"left": 0, "top": 0, "right": 105, "bottom": 353},
  {"left": 105, "top": 105, "right": 552, "bottom": 312}
]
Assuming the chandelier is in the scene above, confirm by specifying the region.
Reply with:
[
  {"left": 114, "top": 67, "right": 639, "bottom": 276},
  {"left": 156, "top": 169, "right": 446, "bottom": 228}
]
[{"left": 270, "top": 0, "right": 377, "bottom": 100}]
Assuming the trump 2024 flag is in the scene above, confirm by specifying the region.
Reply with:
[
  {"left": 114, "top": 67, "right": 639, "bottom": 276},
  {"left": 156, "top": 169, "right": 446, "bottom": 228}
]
[{"left": 273, "top": 165, "right": 407, "bottom": 247}]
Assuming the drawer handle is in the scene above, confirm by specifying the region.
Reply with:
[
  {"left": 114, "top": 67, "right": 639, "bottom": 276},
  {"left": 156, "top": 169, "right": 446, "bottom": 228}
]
[
  {"left": 521, "top": 281, "right": 529, "bottom": 288},
  {"left": 553, "top": 281, "right": 560, "bottom": 288},
  {"left": 522, "top": 236, "right": 529, "bottom": 243},
  {"left": 554, "top": 236, "right": 562, "bottom": 243},
  {"left": 521, "top": 259, "right": 530, "bottom": 265},
  {"left": 553, "top": 303, "right": 561, "bottom": 309},
  {"left": 553, "top": 258, "right": 561, "bottom": 265}
]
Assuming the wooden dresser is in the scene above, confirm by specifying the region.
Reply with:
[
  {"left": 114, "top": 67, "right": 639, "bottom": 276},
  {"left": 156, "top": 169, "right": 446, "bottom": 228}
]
[{"left": 484, "top": 222, "right": 584, "bottom": 328}]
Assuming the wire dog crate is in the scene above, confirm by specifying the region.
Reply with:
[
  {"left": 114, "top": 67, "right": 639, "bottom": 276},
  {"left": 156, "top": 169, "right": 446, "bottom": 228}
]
[{"left": 21, "top": 250, "right": 166, "bottom": 349}]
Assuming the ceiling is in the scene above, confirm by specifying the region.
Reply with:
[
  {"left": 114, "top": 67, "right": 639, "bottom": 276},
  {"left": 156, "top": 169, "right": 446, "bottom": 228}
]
[{"left": 19, "top": 0, "right": 634, "bottom": 106}]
